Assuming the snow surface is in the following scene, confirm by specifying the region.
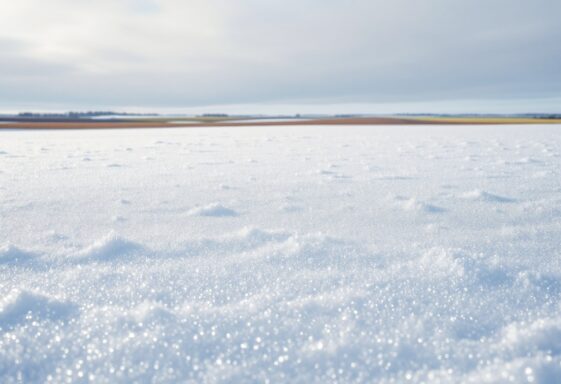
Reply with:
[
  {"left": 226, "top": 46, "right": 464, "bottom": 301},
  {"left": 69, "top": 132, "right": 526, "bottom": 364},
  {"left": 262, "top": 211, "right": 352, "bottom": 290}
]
[{"left": 1, "top": 124, "right": 561, "bottom": 383}]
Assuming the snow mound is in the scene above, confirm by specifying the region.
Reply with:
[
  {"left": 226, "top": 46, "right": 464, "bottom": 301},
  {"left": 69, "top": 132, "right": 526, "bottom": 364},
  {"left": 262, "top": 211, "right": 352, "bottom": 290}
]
[
  {"left": 501, "top": 317, "right": 561, "bottom": 354},
  {"left": 515, "top": 157, "right": 542, "bottom": 164},
  {"left": 268, "top": 232, "right": 372, "bottom": 269},
  {"left": 76, "top": 232, "right": 143, "bottom": 262},
  {"left": 400, "top": 198, "right": 445, "bottom": 213},
  {"left": 229, "top": 226, "right": 290, "bottom": 244},
  {"left": 187, "top": 203, "right": 238, "bottom": 217},
  {"left": 0, "top": 244, "right": 36, "bottom": 264},
  {"left": 128, "top": 301, "right": 178, "bottom": 324},
  {"left": 415, "top": 247, "right": 466, "bottom": 277},
  {"left": 460, "top": 189, "right": 515, "bottom": 203},
  {"left": 423, "top": 247, "right": 513, "bottom": 284},
  {"left": 0, "top": 290, "right": 77, "bottom": 329},
  {"left": 181, "top": 227, "right": 291, "bottom": 256}
]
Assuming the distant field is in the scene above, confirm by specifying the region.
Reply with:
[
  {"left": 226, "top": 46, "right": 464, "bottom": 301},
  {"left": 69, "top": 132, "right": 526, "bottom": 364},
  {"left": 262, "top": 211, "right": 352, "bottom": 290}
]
[
  {"left": 1, "top": 116, "right": 561, "bottom": 129},
  {"left": 414, "top": 116, "right": 561, "bottom": 124}
]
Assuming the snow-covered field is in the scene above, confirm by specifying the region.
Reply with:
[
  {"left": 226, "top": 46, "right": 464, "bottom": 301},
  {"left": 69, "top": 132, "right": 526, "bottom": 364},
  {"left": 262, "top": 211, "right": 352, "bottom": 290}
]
[{"left": 1, "top": 124, "right": 561, "bottom": 383}]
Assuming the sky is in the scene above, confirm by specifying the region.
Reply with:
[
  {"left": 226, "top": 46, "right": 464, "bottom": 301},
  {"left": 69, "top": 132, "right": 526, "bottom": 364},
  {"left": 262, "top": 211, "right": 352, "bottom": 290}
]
[{"left": 1, "top": 0, "right": 560, "bottom": 114}]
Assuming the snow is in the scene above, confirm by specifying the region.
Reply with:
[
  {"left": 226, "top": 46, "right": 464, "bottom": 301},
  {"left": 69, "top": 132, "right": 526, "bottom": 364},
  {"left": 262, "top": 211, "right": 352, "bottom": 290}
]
[
  {"left": 1, "top": 124, "right": 561, "bottom": 383},
  {"left": 0, "top": 244, "right": 37, "bottom": 264},
  {"left": 76, "top": 231, "right": 143, "bottom": 263},
  {"left": 0, "top": 290, "right": 77, "bottom": 330},
  {"left": 460, "top": 189, "right": 516, "bottom": 203},
  {"left": 187, "top": 203, "right": 239, "bottom": 217}
]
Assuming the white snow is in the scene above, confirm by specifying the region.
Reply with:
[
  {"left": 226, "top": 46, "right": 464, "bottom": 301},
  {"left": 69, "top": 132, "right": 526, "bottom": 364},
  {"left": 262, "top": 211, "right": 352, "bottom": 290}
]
[
  {"left": 76, "top": 231, "right": 143, "bottom": 263},
  {"left": 0, "top": 244, "right": 37, "bottom": 264},
  {"left": 460, "top": 189, "right": 516, "bottom": 203},
  {"left": 187, "top": 203, "right": 239, "bottom": 217},
  {"left": 0, "top": 290, "right": 77, "bottom": 329},
  {"left": 1, "top": 124, "right": 561, "bottom": 383}
]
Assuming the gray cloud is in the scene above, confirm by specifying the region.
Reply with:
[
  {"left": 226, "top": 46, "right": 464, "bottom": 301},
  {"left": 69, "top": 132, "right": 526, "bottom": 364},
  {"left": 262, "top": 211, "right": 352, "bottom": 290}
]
[{"left": 0, "top": 0, "right": 560, "bottom": 111}]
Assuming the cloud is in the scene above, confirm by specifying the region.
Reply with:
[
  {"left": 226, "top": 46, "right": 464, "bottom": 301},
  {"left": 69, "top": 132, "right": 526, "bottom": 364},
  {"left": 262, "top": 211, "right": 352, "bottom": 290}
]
[{"left": 0, "top": 0, "right": 560, "bottom": 110}]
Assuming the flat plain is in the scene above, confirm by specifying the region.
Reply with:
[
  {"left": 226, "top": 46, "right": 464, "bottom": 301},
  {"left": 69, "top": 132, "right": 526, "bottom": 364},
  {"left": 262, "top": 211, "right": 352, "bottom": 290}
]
[{"left": 1, "top": 124, "right": 561, "bottom": 382}]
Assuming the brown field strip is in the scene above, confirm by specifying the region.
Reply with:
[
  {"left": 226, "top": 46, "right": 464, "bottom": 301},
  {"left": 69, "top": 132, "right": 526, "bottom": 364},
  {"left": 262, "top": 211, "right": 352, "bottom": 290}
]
[{"left": 2, "top": 116, "right": 561, "bottom": 129}]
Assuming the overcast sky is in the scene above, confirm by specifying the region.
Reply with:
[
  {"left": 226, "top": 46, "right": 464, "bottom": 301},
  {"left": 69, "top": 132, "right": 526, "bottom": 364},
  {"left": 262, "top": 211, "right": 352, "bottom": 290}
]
[{"left": 1, "top": 0, "right": 560, "bottom": 113}]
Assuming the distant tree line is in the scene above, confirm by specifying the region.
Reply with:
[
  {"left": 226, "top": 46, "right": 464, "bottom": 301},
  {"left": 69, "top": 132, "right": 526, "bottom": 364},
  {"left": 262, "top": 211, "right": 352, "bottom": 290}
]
[
  {"left": 397, "top": 113, "right": 561, "bottom": 119},
  {"left": 18, "top": 111, "right": 158, "bottom": 118},
  {"left": 199, "top": 113, "right": 229, "bottom": 117},
  {"left": 536, "top": 114, "right": 561, "bottom": 119}
]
